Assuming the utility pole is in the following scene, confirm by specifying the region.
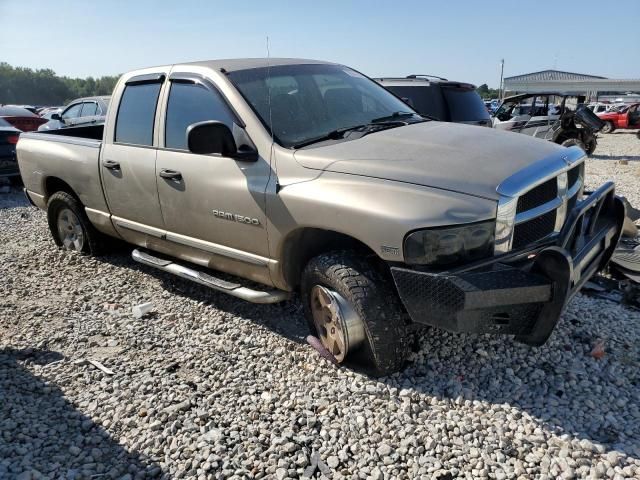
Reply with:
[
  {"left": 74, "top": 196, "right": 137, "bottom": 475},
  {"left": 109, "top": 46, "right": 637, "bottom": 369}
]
[{"left": 499, "top": 59, "right": 505, "bottom": 100}]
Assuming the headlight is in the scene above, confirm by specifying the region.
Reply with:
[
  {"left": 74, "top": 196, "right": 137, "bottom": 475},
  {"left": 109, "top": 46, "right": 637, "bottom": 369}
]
[{"left": 403, "top": 221, "right": 495, "bottom": 266}]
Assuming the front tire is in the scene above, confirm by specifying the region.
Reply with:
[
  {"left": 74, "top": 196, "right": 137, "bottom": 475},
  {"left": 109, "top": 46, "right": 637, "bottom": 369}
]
[
  {"left": 47, "top": 191, "right": 108, "bottom": 255},
  {"left": 301, "top": 251, "right": 410, "bottom": 376}
]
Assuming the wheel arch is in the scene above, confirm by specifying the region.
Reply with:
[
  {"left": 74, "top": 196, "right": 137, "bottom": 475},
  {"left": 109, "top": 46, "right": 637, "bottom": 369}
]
[
  {"left": 43, "top": 176, "right": 81, "bottom": 204},
  {"left": 278, "top": 227, "right": 384, "bottom": 290}
]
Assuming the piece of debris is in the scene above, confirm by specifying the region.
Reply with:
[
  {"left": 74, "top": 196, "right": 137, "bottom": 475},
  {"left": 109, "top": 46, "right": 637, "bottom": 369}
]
[
  {"left": 306, "top": 335, "right": 339, "bottom": 366},
  {"left": 590, "top": 339, "right": 606, "bottom": 360},
  {"left": 132, "top": 301, "right": 153, "bottom": 318},
  {"left": 163, "top": 398, "right": 192, "bottom": 414},
  {"left": 610, "top": 242, "right": 640, "bottom": 285},
  {"left": 73, "top": 358, "right": 115, "bottom": 375},
  {"left": 88, "top": 359, "right": 115, "bottom": 375}
]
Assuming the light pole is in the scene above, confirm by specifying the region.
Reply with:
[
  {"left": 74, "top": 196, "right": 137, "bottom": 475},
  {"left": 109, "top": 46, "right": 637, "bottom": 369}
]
[{"left": 499, "top": 59, "right": 505, "bottom": 100}]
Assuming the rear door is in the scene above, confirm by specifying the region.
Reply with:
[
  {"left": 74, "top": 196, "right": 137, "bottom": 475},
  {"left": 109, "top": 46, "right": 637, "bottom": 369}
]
[
  {"left": 78, "top": 101, "right": 100, "bottom": 127},
  {"left": 101, "top": 73, "right": 167, "bottom": 240}
]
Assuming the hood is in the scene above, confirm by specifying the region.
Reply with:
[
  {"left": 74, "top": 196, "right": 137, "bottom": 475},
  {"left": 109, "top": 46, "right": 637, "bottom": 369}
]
[{"left": 294, "top": 122, "right": 564, "bottom": 200}]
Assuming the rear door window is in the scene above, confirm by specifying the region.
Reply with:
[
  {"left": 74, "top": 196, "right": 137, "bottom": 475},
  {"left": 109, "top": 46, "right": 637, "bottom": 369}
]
[
  {"left": 384, "top": 85, "right": 447, "bottom": 121},
  {"left": 80, "top": 102, "right": 98, "bottom": 117},
  {"left": 442, "top": 88, "right": 491, "bottom": 122},
  {"left": 164, "top": 82, "right": 235, "bottom": 150},
  {"left": 115, "top": 83, "right": 162, "bottom": 146}
]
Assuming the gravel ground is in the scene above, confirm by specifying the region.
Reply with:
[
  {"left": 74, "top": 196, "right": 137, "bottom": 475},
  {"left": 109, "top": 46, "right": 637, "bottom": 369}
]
[{"left": 1, "top": 133, "right": 639, "bottom": 480}]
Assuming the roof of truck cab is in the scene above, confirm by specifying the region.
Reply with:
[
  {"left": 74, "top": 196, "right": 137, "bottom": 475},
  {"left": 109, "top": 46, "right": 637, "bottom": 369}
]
[{"left": 181, "top": 58, "right": 335, "bottom": 72}]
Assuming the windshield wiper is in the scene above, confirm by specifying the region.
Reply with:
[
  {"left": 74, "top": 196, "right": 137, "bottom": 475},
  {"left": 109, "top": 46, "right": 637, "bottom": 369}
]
[
  {"left": 292, "top": 115, "right": 425, "bottom": 149},
  {"left": 292, "top": 124, "right": 369, "bottom": 149},
  {"left": 371, "top": 111, "right": 418, "bottom": 123}
]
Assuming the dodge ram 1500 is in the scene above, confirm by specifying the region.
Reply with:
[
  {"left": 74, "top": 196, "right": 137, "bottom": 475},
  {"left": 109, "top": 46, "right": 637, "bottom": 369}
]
[{"left": 17, "top": 59, "right": 624, "bottom": 375}]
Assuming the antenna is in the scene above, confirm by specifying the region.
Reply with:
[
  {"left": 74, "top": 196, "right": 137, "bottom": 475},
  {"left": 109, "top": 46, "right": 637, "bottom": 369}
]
[
  {"left": 266, "top": 35, "right": 280, "bottom": 191},
  {"left": 266, "top": 36, "right": 274, "bottom": 143}
]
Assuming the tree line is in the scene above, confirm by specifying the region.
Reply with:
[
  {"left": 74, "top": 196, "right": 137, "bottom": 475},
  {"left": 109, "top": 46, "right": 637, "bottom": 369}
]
[
  {"left": 0, "top": 63, "right": 119, "bottom": 106},
  {"left": 476, "top": 83, "right": 500, "bottom": 99},
  {"left": 1, "top": 61, "right": 501, "bottom": 106}
]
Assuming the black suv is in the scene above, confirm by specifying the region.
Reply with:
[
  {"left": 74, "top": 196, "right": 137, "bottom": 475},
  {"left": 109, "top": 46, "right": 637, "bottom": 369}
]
[{"left": 375, "top": 75, "right": 491, "bottom": 127}]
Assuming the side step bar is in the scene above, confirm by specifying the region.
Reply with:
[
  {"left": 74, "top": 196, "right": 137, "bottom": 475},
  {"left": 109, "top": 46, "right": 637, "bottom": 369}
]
[{"left": 131, "top": 249, "right": 290, "bottom": 304}]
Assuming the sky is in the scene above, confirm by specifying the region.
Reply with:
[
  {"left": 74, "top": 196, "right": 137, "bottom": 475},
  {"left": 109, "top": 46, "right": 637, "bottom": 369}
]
[{"left": 1, "top": 0, "right": 639, "bottom": 87}]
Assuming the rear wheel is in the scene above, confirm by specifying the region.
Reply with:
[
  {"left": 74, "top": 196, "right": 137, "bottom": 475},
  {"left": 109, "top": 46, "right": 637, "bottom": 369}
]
[
  {"left": 47, "top": 191, "right": 110, "bottom": 255},
  {"left": 601, "top": 121, "right": 615, "bottom": 134},
  {"left": 301, "top": 251, "right": 410, "bottom": 376}
]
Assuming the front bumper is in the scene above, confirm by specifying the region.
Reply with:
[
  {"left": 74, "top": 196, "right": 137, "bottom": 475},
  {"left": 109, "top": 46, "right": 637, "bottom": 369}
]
[{"left": 391, "top": 182, "right": 625, "bottom": 346}]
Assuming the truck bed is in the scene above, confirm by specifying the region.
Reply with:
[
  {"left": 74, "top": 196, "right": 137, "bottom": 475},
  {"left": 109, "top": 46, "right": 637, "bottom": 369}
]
[
  {"left": 39, "top": 123, "right": 104, "bottom": 141},
  {"left": 17, "top": 124, "right": 110, "bottom": 217}
]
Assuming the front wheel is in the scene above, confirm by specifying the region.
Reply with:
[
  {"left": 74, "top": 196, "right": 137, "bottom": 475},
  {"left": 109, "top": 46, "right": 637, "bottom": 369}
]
[
  {"left": 560, "top": 137, "right": 587, "bottom": 152},
  {"left": 301, "top": 251, "right": 410, "bottom": 376}
]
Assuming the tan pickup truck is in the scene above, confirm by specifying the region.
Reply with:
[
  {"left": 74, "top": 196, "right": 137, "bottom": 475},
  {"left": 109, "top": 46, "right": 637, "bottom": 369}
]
[{"left": 17, "top": 59, "right": 624, "bottom": 375}]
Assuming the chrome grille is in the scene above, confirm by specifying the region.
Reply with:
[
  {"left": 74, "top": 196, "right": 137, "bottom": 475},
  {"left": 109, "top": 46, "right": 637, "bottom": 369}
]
[
  {"left": 516, "top": 178, "right": 558, "bottom": 213},
  {"left": 512, "top": 210, "right": 557, "bottom": 249},
  {"left": 494, "top": 147, "right": 585, "bottom": 253}
]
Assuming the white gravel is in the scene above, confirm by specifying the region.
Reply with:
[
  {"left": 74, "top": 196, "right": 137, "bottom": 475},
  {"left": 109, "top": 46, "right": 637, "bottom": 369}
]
[{"left": 1, "top": 133, "right": 639, "bottom": 480}]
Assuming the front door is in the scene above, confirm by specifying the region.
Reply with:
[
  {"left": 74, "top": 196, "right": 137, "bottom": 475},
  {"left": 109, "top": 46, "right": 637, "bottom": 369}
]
[
  {"left": 155, "top": 77, "right": 271, "bottom": 263},
  {"left": 624, "top": 104, "right": 640, "bottom": 128},
  {"left": 101, "top": 75, "right": 166, "bottom": 239}
]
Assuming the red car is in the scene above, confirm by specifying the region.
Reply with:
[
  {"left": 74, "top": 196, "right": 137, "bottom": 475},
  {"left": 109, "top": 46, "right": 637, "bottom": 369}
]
[
  {"left": 0, "top": 105, "right": 47, "bottom": 132},
  {"left": 597, "top": 103, "right": 640, "bottom": 133}
]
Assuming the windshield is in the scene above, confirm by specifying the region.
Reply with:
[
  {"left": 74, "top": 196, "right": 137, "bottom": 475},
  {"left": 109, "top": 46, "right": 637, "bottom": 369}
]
[
  {"left": 227, "top": 64, "right": 420, "bottom": 148},
  {"left": 0, "top": 118, "right": 12, "bottom": 127}
]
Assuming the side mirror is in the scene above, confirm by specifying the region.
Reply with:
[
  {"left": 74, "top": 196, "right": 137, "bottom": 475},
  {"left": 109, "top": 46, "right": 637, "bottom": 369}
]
[
  {"left": 51, "top": 113, "right": 61, "bottom": 121},
  {"left": 187, "top": 121, "right": 257, "bottom": 161}
]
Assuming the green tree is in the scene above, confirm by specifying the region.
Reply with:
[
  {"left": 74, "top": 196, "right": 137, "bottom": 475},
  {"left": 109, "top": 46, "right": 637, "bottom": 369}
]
[
  {"left": 0, "top": 63, "right": 119, "bottom": 106},
  {"left": 476, "top": 83, "right": 500, "bottom": 99}
]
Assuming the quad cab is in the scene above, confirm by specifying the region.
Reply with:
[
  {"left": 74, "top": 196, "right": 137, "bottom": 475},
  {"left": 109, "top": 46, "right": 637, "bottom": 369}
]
[
  {"left": 17, "top": 59, "right": 624, "bottom": 376},
  {"left": 493, "top": 93, "right": 604, "bottom": 155}
]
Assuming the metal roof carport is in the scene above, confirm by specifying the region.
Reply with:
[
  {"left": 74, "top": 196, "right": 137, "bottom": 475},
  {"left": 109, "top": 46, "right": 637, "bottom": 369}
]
[{"left": 504, "top": 78, "right": 640, "bottom": 97}]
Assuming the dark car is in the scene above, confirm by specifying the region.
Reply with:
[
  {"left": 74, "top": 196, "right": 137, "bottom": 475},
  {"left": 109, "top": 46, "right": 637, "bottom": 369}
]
[
  {"left": 38, "top": 96, "right": 110, "bottom": 131},
  {"left": 0, "top": 105, "right": 47, "bottom": 132},
  {"left": 375, "top": 75, "right": 492, "bottom": 127},
  {"left": 0, "top": 117, "right": 21, "bottom": 179}
]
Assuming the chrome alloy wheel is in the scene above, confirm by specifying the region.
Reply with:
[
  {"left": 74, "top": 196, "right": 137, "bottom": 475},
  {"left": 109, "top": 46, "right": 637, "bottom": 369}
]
[
  {"left": 310, "top": 285, "right": 366, "bottom": 363},
  {"left": 57, "top": 208, "right": 84, "bottom": 251}
]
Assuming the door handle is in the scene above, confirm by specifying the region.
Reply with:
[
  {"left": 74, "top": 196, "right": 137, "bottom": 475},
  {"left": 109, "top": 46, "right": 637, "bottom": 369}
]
[
  {"left": 159, "top": 169, "right": 182, "bottom": 181},
  {"left": 102, "top": 159, "right": 120, "bottom": 170}
]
